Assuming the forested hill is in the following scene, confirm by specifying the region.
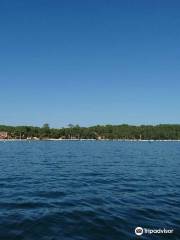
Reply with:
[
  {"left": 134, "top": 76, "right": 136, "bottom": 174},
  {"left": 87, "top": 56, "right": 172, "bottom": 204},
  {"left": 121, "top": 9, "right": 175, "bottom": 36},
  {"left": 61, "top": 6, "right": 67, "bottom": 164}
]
[{"left": 0, "top": 124, "right": 180, "bottom": 140}]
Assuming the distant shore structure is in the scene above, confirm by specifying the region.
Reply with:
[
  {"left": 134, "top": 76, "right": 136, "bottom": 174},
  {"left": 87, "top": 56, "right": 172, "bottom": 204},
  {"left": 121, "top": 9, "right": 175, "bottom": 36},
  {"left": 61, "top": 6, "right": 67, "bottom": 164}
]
[{"left": 0, "top": 132, "right": 8, "bottom": 139}]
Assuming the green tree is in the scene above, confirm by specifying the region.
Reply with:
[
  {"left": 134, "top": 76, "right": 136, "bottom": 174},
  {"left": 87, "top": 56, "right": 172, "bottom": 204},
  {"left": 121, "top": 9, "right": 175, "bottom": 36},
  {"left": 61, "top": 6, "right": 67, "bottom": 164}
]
[{"left": 42, "top": 123, "right": 50, "bottom": 129}]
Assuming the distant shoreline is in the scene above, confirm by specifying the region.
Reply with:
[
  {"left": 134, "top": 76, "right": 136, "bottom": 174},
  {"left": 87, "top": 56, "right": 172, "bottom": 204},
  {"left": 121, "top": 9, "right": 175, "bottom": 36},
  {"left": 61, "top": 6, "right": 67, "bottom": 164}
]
[
  {"left": 1, "top": 139, "right": 180, "bottom": 142},
  {"left": 1, "top": 124, "right": 180, "bottom": 141}
]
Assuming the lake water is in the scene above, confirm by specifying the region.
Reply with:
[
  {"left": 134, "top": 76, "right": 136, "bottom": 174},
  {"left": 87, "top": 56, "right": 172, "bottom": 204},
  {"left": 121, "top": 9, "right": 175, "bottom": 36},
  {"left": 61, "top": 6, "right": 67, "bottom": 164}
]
[{"left": 0, "top": 141, "right": 179, "bottom": 240}]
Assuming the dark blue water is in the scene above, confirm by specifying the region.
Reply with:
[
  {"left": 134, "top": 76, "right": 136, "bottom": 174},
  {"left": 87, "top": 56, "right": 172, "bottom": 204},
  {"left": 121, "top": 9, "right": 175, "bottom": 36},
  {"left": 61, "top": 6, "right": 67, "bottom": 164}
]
[{"left": 0, "top": 141, "right": 179, "bottom": 240}]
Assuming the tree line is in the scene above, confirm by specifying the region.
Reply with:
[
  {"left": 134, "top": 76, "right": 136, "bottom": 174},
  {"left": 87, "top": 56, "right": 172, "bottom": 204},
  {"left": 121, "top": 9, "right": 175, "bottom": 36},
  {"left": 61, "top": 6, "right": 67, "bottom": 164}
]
[{"left": 0, "top": 123, "right": 180, "bottom": 140}]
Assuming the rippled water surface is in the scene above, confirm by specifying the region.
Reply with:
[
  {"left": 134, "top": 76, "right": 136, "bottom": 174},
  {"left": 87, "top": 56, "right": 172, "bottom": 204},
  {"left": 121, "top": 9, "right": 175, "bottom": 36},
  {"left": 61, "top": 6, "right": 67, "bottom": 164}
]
[{"left": 0, "top": 141, "right": 179, "bottom": 240}]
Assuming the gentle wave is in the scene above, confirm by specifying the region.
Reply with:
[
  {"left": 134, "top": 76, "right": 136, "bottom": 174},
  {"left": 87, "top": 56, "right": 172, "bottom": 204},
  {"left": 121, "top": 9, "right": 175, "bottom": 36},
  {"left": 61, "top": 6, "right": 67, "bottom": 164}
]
[{"left": 0, "top": 141, "right": 179, "bottom": 239}]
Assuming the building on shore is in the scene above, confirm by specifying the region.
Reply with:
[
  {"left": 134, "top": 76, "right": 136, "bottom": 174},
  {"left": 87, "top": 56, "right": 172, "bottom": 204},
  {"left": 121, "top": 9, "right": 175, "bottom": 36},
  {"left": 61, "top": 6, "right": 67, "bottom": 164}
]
[{"left": 0, "top": 132, "right": 8, "bottom": 139}]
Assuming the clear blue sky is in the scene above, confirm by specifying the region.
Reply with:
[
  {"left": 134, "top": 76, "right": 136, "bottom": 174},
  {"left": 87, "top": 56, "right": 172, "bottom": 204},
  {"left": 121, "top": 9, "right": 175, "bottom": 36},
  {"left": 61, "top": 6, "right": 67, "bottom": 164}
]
[{"left": 0, "top": 0, "right": 180, "bottom": 127}]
